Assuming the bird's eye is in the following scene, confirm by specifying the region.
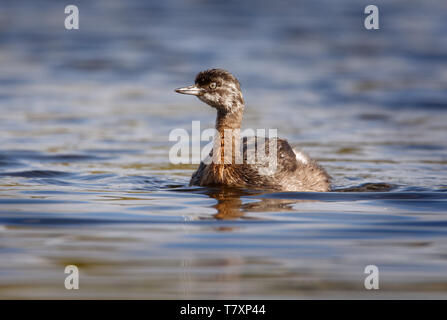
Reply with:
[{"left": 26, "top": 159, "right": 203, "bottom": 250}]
[{"left": 209, "top": 82, "right": 217, "bottom": 89}]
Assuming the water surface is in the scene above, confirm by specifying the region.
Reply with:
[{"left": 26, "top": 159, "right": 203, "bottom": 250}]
[{"left": 0, "top": 0, "right": 447, "bottom": 298}]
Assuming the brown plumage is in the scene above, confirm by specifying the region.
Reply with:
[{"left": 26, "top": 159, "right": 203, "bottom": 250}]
[{"left": 175, "top": 69, "right": 331, "bottom": 192}]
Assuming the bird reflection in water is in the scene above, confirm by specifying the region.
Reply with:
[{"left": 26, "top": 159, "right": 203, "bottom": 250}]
[{"left": 198, "top": 187, "right": 306, "bottom": 221}]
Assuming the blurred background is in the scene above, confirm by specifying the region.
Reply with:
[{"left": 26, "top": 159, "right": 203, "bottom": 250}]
[{"left": 0, "top": 0, "right": 446, "bottom": 299}]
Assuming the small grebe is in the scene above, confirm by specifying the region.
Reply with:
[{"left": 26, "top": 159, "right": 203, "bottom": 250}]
[{"left": 175, "top": 69, "right": 330, "bottom": 192}]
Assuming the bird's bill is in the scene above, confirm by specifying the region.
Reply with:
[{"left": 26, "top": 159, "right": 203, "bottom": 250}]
[{"left": 174, "top": 85, "right": 203, "bottom": 96}]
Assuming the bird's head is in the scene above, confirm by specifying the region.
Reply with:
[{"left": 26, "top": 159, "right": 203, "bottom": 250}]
[{"left": 175, "top": 69, "right": 244, "bottom": 114}]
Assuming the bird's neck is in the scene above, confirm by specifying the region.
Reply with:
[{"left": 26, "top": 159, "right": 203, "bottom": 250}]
[
  {"left": 214, "top": 89, "right": 245, "bottom": 132},
  {"left": 215, "top": 109, "right": 243, "bottom": 131},
  {"left": 213, "top": 107, "right": 244, "bottom": 165}
]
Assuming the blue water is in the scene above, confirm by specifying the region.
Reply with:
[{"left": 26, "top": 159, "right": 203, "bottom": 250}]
[{"left": 0, "top": 0, "right": 446, "bottom": 298}]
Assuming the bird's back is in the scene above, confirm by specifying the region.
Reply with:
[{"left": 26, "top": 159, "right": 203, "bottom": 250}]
[{"left": 190, "top": 136, "right": 331, "bottom": 192}]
